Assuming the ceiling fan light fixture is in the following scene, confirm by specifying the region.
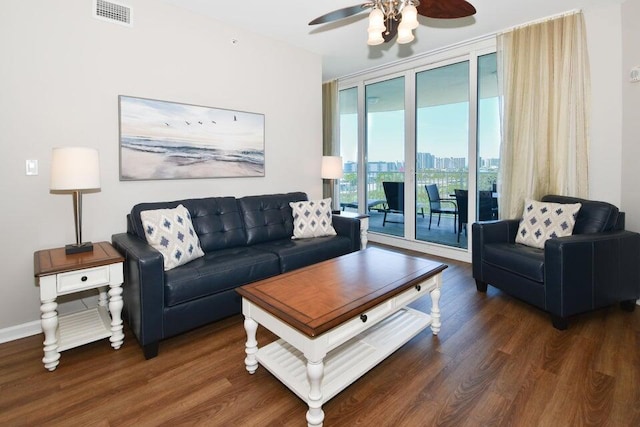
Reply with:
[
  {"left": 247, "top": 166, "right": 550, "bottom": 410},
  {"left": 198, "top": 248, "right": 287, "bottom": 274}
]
[
  {"left": 309, "top": 0, "right": 477, "bottom": 46},
  {"left": 367, "top": 29, "right": 385, "bottom": 45},
  {"left": 367, "top": 7, "right": 386, "bottom": 32},
  {"left": 396, "top": 26, "right": 415, "bottom": 44},
  {"left": 400, "top": 4, "right": 419, "bottom": 30}
]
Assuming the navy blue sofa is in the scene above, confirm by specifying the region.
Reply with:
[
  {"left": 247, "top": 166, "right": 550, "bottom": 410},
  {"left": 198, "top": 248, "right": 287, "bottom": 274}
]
[{"left": 112, "top": 192, "right": 361, "bottom": 358}]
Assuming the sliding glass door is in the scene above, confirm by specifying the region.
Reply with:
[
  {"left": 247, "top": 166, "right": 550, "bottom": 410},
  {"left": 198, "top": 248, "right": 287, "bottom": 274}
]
[
  {"left": 339, "top": 87, "right": 358, "bottom": 210},
  {"left": 337, "top": 39, "right": 498, "bottom": 258},
  {"left": 416, "top": 61, "right": 470, "bottom": 248},
  {"left": 477, "top": 53, "right": 500, "bottom": 223},
  {"left": 365, "top": 76, "right": 405, "bottom": 238}
]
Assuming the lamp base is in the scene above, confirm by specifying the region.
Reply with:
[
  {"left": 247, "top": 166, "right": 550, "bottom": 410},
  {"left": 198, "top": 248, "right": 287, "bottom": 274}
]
[{"left": 65, "top": 242, "right": 94, "bottom": 255}]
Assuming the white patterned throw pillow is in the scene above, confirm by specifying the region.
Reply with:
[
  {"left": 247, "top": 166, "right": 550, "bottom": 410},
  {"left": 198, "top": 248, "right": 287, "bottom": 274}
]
[
  {"left": 515, "top": 199, "right": 582, "bottom": 249},
  {"left": 290, "top": 198, "right": 337, "bottom": 239},
  {"left": 140, "top": 204, "right": 205, "bottom": 270}
]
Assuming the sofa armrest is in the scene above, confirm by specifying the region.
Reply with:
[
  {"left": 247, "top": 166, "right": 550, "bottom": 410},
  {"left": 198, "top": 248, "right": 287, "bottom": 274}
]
[
  {"left": 332, "top": 214, "right": 361, "bottom": 251},
  {"left": 472, "top": 219, "right": 520, "bottom": 279},
  {"left": 111, "top": 232, "right": 165, "bottom": 351},
  {"left": 544, "top": 230, "right": 640, "bottom": 317}
]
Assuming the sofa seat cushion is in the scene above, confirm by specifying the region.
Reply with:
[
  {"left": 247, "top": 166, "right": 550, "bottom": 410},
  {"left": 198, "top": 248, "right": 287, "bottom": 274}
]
[
  {"left": 254, "top": 235, "right": 353, "bottom": 273},
  {"left": 164, "top": 247, "right": 280, "bottom": 307},
  {"left": 483, "top": 242, "right": 545, "bottom": 283}
]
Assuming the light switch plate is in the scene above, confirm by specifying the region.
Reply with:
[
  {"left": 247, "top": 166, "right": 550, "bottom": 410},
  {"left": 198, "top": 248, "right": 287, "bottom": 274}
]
[
  {"left": 26, "top": 159, "right": 38, "bottom": 175},
  {"left": 631, "top": 66, "right": 640, "bottom": 83}
]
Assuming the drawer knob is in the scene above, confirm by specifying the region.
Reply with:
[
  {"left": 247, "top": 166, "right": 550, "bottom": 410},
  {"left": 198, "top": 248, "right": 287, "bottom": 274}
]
[
  {"left": 81, "top": 276, "right": 88, "bottom": 282},
  {"left": 415, "top": 284, "right": 421, "bottom": 291},
  {"left": 360, "top": 314, "right": 367, "bottom": 323}
]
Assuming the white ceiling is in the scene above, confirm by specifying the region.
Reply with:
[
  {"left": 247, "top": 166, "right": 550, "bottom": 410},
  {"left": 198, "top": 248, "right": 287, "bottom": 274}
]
[{"left": 159, "top": 0, "right": 623, "bottom": 81}]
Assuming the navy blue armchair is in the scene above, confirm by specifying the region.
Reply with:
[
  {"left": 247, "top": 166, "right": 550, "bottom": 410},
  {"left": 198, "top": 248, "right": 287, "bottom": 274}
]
[{"left": 472, "top": 195, "right": 640, "bottom": 329}]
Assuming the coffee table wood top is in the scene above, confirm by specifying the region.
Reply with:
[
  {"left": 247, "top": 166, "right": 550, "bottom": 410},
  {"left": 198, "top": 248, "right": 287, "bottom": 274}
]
[{"left": 237, "top": 247, "right": 447, "bottom": 337}]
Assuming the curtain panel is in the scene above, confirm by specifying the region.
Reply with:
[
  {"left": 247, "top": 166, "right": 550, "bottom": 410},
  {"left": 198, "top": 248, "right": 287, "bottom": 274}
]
[
  {"left": 322, "top": 80, "right": 339, "bottom": 204},
  {"left": 497, "top": 12, "right": 591, "bottom": 219}
]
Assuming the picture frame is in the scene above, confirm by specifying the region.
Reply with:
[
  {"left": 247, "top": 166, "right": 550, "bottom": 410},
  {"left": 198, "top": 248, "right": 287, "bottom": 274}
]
[{"left": 118, "top": 95, "right": 265, "bottom": 180}]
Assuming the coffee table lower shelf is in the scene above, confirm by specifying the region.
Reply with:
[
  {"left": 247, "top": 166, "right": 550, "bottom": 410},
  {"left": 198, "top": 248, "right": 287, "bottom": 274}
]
[{"left": 256, "top": 307, "right": 431, "bottom": 405}]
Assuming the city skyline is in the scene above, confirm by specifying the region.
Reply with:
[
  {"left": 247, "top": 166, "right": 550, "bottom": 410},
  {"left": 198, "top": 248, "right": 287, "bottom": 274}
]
[{"left": 342, "top": 154, "right": 500, "bottom": 174}]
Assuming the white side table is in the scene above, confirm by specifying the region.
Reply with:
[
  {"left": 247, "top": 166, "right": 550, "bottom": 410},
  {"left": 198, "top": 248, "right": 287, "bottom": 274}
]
[
  {"left": 337, "top": 211, "right": 369, "bottom": 249},
  {"left": 34, "top": 241, "right": 125, "bottom": 371}
]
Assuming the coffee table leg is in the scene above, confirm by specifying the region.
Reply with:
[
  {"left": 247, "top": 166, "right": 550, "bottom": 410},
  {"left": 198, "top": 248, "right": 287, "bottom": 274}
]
[
  {"left": 306, "top": 359, "right": 325, "bottom": 427},
  {"left": 430, "top": 287, "right": 441, "bottom": 335},
  {"left": 244, "top": 316, "right": 259, "bottom": 374}
]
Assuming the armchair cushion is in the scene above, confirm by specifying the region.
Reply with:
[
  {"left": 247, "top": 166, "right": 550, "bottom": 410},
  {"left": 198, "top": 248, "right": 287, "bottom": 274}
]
[
  {"left": 541, "top": 195, "right": 620, "bottom": 233},
  {"left": 483, "top": 242, "right": 545, "bottom": 282},
  {"left": 516, "top": 199, "right": 581, "bottom": 249}
]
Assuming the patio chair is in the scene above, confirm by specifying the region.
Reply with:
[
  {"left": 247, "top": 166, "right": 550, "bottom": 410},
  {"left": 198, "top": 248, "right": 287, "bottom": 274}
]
[
  {"left": 479, "top": 190, "right": 498, "bottom": 220},
  {"left": 454, "top": 189, "right": 468, "bottom": 242},
  {"left": 425, "top": 184, "right": 457, "bottom": 232},
  {"left": 382, "top": 181, "right": 404, "bottom": 226}
]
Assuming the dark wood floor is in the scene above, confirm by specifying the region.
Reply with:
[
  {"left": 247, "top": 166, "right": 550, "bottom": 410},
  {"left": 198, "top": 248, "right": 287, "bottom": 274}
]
[{"left": 1, "top": 244, "right": 639, "bottom": 426}]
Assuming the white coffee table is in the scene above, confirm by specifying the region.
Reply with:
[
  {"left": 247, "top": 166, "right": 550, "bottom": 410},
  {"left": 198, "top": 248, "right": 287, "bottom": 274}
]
[{"left": 237, "top": 247, "right": 446, "bottom": 427}]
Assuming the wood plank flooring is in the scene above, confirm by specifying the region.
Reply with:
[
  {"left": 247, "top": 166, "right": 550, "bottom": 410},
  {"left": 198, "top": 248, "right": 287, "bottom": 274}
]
[{"left": 1, "top": 244, "right": 639, "bottom": 426}]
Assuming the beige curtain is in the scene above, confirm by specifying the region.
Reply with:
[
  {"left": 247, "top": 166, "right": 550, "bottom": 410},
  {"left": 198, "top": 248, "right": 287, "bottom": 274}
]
[
  {"left": 322, "top": 80, "right": 339, "bottom": 203},
  {"left": 497, "top": 12, "right": 591, "bottom": 219}
]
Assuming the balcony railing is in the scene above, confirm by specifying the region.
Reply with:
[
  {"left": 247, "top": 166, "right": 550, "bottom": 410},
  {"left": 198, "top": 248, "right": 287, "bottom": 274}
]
[{"left": 339, "top": 169, "right": 498, "bottom": 207}]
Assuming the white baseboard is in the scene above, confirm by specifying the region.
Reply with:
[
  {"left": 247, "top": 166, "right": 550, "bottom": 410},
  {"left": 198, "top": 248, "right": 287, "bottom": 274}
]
[
  {"left": 0, "top": 295, "right": 100, "bottom": 344},
  {"left": 2, "top": 299, "right": 638, "bottom": 345},
  {"left": 0, "top": 320, "right": 42, "bottom": 344}
]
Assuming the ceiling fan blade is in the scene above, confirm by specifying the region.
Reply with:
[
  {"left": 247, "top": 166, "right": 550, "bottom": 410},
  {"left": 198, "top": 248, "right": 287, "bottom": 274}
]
[
  {"left": 309, "top": 4, "right": 372, "bottom": 25},
  {"left": 417, "top": 0, "right": 476, "bottom": 19}
]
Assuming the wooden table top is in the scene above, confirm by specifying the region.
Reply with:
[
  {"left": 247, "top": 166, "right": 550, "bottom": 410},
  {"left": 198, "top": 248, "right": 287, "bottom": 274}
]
[
  {"left": 34, "top": 241, "right": 124, "bottom": 277},
  {"left": 236, "top": 247, "right": 447, "bottom": 337}
]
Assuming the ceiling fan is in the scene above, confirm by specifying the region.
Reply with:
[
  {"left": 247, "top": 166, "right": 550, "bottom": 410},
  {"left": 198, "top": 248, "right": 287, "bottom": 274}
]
[{"left": 309, "top": 0, "right": 477, "bottom": 45}]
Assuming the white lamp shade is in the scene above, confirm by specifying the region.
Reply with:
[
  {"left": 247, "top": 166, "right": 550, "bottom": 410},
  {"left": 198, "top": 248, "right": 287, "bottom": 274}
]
[
  {"left": 367, "top": 8, "right": 386, "bottom": 32},
  {"left": 367, "top": 29, "right": 385, "bottom": 46},
  {"left": 50, "top": 147, "right": 101, "bottom": 190},
  {"left": 401, "top": 5, "right": 419, "bottom": 30},
  {"left": 321, "top": 156, "right": 343, "bottom": 179},
  {"left": 397, "top": 26, "right": 415, "bottom": 44}
]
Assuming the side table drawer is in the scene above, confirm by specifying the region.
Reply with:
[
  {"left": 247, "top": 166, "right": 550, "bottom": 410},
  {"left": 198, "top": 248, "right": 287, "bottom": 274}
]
[{"left": 57, "top": 265, "right": 111, "bottom": 294}]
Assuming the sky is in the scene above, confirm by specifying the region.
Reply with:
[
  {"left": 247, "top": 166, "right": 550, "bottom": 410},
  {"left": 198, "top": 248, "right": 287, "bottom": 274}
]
[
  {"left": 120, "top": 96, "right": 264, "bottom": 150},
  {"left": 340, "top": 98, "right": 501, "bottom": 164}
]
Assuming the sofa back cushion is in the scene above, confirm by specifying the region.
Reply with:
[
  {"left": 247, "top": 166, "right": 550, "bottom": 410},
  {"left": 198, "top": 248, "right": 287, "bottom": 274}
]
[
  {"left": 237, "top": 192, "right": 308, "bottom": 245},
  {"left": 541, "top": 195, "right": 620, "bottom": 234},
  {"left": 130, "top": 197, "right": 247, "bottom": 252}
]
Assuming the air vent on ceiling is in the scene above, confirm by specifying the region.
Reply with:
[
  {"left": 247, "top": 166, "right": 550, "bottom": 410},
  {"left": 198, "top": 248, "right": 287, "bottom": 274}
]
[{"left": 93, "top": 0, "right": 132, "bottom": 27}]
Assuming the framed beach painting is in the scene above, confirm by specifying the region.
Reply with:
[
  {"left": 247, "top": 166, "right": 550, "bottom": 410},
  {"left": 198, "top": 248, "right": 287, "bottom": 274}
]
[{"left": 118, "top": 95, "right": 265, "bottom": 180}]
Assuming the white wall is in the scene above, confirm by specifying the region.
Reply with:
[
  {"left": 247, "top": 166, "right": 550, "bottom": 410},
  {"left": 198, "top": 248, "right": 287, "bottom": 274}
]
[
  {"left": 584, "top": 5, "right": 623, "bottom": 206},
  {"left": 621, "top": 0, "right": 640, "bottom": 233},
  {"left": 0, "top": 0, "right": 322, "bottom": 333}
]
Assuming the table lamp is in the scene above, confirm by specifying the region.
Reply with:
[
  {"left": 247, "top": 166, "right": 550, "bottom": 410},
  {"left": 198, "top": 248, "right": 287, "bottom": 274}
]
[
  {"left": 321, "top": 156, "right": 343, "bottom": 212},
  {"left": 50, "top": 147, "right": 101, "bottom": 255}
]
